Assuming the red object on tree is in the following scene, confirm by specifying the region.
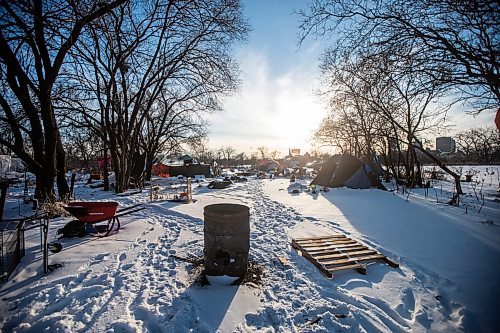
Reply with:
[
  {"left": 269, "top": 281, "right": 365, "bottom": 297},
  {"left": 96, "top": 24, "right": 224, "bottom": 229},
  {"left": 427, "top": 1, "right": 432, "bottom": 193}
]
[
  {"left": 495, "top": 109, "right": 500, "bottom": 130},
  {"left": 97, "top": 157, "right": 112, "bottom": 169}
]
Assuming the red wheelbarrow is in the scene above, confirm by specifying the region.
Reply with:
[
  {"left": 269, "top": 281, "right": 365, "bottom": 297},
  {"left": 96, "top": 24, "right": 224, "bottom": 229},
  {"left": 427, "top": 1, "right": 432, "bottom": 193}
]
[{"left": 63, "top": 201, "right": 144, "bottom": 237}]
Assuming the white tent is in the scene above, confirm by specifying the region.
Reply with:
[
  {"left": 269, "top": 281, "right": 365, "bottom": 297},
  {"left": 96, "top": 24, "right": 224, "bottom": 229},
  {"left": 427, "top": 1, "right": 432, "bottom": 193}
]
[{"left": 0, "top": 155, "right": 11, "bottom": 176}]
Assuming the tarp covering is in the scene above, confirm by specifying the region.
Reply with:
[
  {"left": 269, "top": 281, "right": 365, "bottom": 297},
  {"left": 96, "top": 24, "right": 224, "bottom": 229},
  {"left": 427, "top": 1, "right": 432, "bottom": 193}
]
[
  {"left": 151, "top": 163, "right": 210, "bottom": 178},
  {"left": 97, "top": 157, "right": 112, "bottom": 169},
  {"left": 151, "top": 163, "right": 169, "bottom": 178},
  {"left": 178, "top": 155, "right": 194, "bottom": 165},
  {"left": 257, "top": 159, "right": 280, "bottom": 172},
  {"left": 0, "top": 155, "right": 11, "bottom": 176},
  {"left": 312, "top": 154, "right": 385, "bottom": 189}
]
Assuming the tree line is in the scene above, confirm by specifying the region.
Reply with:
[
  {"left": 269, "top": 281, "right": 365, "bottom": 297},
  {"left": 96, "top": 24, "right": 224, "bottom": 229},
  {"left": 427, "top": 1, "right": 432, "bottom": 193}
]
[
  {"left": 299, "top": 0, "right": 499, "bottom": 199},
  {"left": 0, "top": 0, "right": 249, "bottom": 202}
]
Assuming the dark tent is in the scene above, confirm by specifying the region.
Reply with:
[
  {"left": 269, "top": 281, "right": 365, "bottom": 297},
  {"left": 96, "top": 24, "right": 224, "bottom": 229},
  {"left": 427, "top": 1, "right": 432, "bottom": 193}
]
[
  {"left": 311, "top": 154, "right": 385, "bottom": 190},
  {"left": 257, "top": 159, "right": 280, "bottom": 172},
  {"left": 178, "top": 154, "right": 194, "bottom": 165}
]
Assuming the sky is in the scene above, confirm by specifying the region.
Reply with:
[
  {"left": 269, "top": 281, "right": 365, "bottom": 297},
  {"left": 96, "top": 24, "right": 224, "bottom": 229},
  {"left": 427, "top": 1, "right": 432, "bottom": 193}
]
[
  {"left": 206, "top": 0, "right": 497, "bottom": 157},
  {"left": 207, "top": 0, "right": 326, "bottom": 156}
]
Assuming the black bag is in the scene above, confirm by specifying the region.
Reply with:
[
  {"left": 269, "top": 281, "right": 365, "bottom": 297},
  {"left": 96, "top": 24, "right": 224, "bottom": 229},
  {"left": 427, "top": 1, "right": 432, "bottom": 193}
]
[{"left": 57, "top": 220, "right": 87, "bottom": 238}]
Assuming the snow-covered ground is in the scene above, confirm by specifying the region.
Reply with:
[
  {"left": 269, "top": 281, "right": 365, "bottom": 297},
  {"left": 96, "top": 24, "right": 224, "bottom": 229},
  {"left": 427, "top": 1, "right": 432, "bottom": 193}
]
[{"left": 1, "top": 166, "right": 499, "bottom": 332}]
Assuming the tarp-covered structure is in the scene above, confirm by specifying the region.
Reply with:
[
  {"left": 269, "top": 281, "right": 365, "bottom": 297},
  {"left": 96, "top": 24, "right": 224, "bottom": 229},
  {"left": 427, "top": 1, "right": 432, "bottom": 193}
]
[
  {"left": 178, "top": 154, "right": 194, "bottom": 165},
  {"left": 0, "top": 155, "right": 10, "bottom": 176},
  {"left": 257, "top": 159, "right": 280, "bottom": 172},
  {"left": 311, "top": 154, "right": 385, "bottom": 190},
  {"left": 151, "top": 162, "right": 210, "bottom": 178},
  {"left": 151, "top": 162, "right": 170, "bottom": 178}
]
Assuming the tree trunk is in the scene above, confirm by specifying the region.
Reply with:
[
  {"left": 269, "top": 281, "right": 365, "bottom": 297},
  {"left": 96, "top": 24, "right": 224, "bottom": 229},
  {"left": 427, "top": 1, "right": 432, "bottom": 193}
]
[
  {"left": 144, "top": 151, "right": 155, "bottom": 182},
  {"left": 103, "top": 143, "right": 110, "bottom": 191},
  {"left": 414, "top": 145, "right": 463, "bottom": 196},
  {"left": 56, "top": 137, "right": 70, "bottom": 200},
  {"left": 130, "top": 150, "right": 146, "bottom": 188},
  {"left": 35, "top": 170, "right": 56, "bottom": 203}
]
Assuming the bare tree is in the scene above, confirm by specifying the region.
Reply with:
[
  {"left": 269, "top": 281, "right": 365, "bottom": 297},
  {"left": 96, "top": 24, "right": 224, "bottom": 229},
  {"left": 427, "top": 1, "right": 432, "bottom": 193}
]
[
  {"left": 63, "top": 0, "right": 248, "bottom": 192},
  {"left": 139, "top": 90, "right": 210, "bottom": 182},
  {"left": 218, "top": 146, "right": 237, "bottom": 163},
  {"left": 269, "top": 150, "right": 281, "bottom": 160},
  {"left": 0, "top": 0, "right": 127, "bottom": 201},
  {"left": 61, "top": 124, "right": 100, "bottom": 172},
  {"left": 357, "top": 53, "right": 462, "bottom": 194},
  {"left": 189, "top": 138, "right": 217, "bottom": 164},
  {"left": 456, "top": 127, "right": 500, "bottom": 163},
  {"left": 314, "top": 47, "right": 464, "bottom": 195},
  {"left": 299, "top": 0, "right": 499, "bottom": 113},
  {"left": 256, "top": 146, "right": 268, "bottom": 159}
]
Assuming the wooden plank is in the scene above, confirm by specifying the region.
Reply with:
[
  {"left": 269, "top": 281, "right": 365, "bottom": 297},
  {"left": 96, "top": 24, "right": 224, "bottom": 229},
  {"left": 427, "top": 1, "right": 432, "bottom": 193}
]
[
  {"left": 292, "top": 240, "right": 333, "bottom": 278},
  {"left": 322, "top": 254, "right": 385, "bottom": 267},
  {"left": 294, "top": 235, "right": 345, "bottom": 242},
  {"left": 291, "top": 239, "right": 300, "bottom": 250},
  {"left": 306, "top": 245, "right": 367, "bottom": 255},
  {"left": 306, "top": 247, "right": 341, "bottom": 254},
  {"left": 301, "top": 245, "right": 335, "bottom": 252},
  {"left": 300, "top": 241, "right": 356, "bottom": 250},
  {"left": 316, "top": 250, "right": 377, "bottom": 261},
  {"left": 340, "top": 246, "right": 370, "bottom": 252},
  {"left": 304, "top": 241, "right": 357, "bottom": 252},
  {"left": 295, "top": 237, "right": 346, "bottom": 245},
  {"left": 277, "top": 255, "right": 290, "bottom": 266},
  {"left": 382, "top": 257, "right": 399, "bottom": 268},
  {"left": 322, "top": 257, "right": 358, "bottom": 266},
  {"left": 328, "top": 263, "right": 364, "bottom": 272},
  {"left": 305, "top": 250, "right": 341, "bottom": 257},
  {"left": 315, "top": 252, "right": 349, "bottom": 260},
  {"left": 329, "top": 238, "right": 355, "bottom": 244},
  {"left": 331, "top": 244, "right": 367, "bottom": 250},
  {"left": 345, "top": 250, "right": 378, "bottom": 257},
  {"left": 300, "top": 242, "right": 334, "bottom": 249},
  {"left": 354, "top": 253, "right": 386, "bottom": 262}
]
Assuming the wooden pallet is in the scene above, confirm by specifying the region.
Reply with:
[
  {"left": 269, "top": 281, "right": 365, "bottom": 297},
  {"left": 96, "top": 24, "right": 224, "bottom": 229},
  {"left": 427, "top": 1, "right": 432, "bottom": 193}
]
[{"left": 291, "top": 234, "right": 398, "bottom": 278}]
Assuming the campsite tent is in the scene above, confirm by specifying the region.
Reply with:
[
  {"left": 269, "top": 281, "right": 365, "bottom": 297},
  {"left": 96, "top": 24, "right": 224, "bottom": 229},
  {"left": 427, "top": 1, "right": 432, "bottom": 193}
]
[
  {"left": 178, "top": 155, "right": 194, "bottom": 165},
  {"left": 257, "top": 159, "right": 280, "bottom": 172},
  {"left": 311, "top": 154, "right": 385, "bottom": 190}
]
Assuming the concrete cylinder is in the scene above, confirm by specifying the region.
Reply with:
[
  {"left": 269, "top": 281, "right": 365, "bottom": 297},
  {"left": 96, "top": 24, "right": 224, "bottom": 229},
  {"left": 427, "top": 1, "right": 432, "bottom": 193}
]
[{"left": 204, "top": 203, "right": 250, "bottom": 277}]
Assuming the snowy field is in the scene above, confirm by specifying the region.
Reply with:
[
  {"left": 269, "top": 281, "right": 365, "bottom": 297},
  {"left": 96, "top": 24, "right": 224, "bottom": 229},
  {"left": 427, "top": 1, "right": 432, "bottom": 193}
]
[{"left": 1, "top": 166, "right": 499, "bottom": 333}]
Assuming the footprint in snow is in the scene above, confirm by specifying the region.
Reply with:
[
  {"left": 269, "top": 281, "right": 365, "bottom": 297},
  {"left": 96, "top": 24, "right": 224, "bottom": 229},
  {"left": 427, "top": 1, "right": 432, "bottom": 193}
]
[
  {"left": 395, "top": 287, "right": 416, "bottom": 320},
  {"left": 121, "top": 263, "right": 134, "bottom": 271},
  {"left": 107, "top": 321, "right": 136, "bottom": 333},
  {"left": 92, "top": 253, "right": 110, "bottom": 263}
]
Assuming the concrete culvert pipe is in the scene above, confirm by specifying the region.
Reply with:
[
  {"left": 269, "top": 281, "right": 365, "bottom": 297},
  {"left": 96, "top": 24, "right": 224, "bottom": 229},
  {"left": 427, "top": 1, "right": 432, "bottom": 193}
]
[{"left": 203, "top": 203, "right": 250, "bottom": 277}]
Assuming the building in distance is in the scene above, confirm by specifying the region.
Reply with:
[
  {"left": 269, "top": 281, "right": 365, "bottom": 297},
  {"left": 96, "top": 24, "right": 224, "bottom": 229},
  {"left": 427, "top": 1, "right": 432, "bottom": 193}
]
[{"left": 436, "top": 137, "right": 456, "bottom": 153}]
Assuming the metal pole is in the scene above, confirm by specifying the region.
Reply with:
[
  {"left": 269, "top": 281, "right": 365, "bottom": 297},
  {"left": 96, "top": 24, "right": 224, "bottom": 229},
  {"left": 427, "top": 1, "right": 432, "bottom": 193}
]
[
  {"left": 42, "top": 216, "right": 48, "bottom": 274},
  {"left": 69, "top": 172, "right": 76, "bottom": 199}
]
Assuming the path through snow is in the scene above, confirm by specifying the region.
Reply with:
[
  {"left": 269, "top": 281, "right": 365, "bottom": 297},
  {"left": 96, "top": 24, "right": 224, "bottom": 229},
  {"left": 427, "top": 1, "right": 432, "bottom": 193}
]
[{"left": 1, "top": 177, "right": 492, "bottom": 332}]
